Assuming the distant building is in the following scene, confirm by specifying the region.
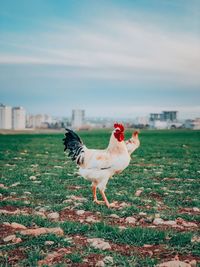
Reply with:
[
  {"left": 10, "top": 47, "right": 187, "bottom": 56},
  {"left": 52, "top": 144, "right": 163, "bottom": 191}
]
[
  {"left": 72, "top": 109, "right": 85, "bottom": 128},
  {"left": 0, "top": 104, "right": 12, "bottom": 129},
  {"left": 162, "top": 111, "right": 177, "bottom": 121},
  {"left": 26, "top": 114, "right": 52, "bottom": 128},
  {"left": 150, "top": 111, "right": 177, "bottom": 122},
  {"left": 184, "top": 118, "right": 200, "bottom": 130},
  {"left": 149, "top": 110, "right": 180, "bottom": 129},
  {"left": 12, "top": 107, "right": 26, "bottom": 129}
]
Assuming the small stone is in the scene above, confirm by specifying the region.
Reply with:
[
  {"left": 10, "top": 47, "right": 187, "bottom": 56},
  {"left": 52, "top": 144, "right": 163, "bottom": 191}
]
[
  {"left": 95, "top": 261, "right": 105, "bottom": 267},
  {"left": 104, "top": 256, "right": 113, "bottom": 264},
  {"left": 33, "top": 180, "right": 41, "bottom": 184},
  {"left": 13, "top": 237, "right": 22, "bottom": 244},
  {"left": 0, "top": 184, "right": 8, "bottom": 189},
  {"left": 193, "top": 207, "right": 199, "bottom": 212},
  {"left": 191, "top": 235, "right": 200, "bottom": 243},
  {"left": 157, "top": 260, "right": 191, "bottom": 267},
  {"left": 10, "top": 222, "right": 27, "bottom": 230},
  {"left": 3, "top": 234, "right": 16, "bottom": 242},
  {"left": 45, "top": 241, "right": 55, "bottom": 246},
  {"left": 110, "top": 214, "right": 120, "bottom": 219},
  {"left": 182, "top": 221, "right": 198, "bottom": 228},
  {"left": 85, "top": 216, "right": 99, "bottom": 223},
  {"left": 125, "top": 217, "right": 136, "bottom": 224},
  {"left": 190, "top": 260, "right": 197, "bottom": 267},
  {"left": 20, "top": 227, "right": 64, "bottom": 236},
  {"left": 163, "top": 220, "right": 177, "bottom": 226},
  {"left": 47, "top": 212, "right": 60, "bottom": 220},
  {"left": 34, "top": 211, "right": 46, "bottom": 218},
  {"left": 139, "top": 212, "right": 147, "bottom": 216},
  {"left": 10, "top": 182, "right": 20, "bottom": 187},
  {"left": 153, "top": 218, "right": 164, "bottom": 225},
  {"left": 143, "top": 244, "right": 153, "bottom": 248},
  {"left": 3, "top": 222, "right": 10, "bottom": 226},
  {"left": 39, "top": 207, "right": 49, "bottom": 212},
  {"left": 24, "top": 191, "right": 31, "bottom": 195},
  {"left": 119, "top": 226, "right": 127, "bottom": 230},
  {"left": 29, "top": 176, "right": 37, "bottom": 180},
  {"left": 76, "top": 210, "right": 85, "bottom": 215},
  {"left": 87, "top": 238, "right": 111, "bottom": 250},
  {"left": 135, "top": 189, "right": 143, "bottom": 197}
]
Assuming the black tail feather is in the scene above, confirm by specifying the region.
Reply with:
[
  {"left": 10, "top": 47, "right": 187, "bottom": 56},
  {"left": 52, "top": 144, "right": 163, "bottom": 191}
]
[{"left": 63, "top": 128, "right": 85, "bottom": 165}]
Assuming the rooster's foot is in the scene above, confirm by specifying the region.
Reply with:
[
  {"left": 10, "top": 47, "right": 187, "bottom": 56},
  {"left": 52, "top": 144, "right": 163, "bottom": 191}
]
[
  {"left": 107, "top": 202, "right": 116, "bottom": 208},
  {"left": 93, "top": 199, "right": 104, "bottom": 205}
]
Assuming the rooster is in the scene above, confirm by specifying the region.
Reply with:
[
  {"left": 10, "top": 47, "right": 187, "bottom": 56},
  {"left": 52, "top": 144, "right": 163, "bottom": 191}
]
[{"left": 63, "top": 123, "right": 140, "bottom": 208}]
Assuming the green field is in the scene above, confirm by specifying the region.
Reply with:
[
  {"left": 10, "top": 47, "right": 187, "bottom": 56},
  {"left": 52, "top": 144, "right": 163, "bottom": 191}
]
[{"left": 0, "top": 130, "right": 200, "bottom": 266}]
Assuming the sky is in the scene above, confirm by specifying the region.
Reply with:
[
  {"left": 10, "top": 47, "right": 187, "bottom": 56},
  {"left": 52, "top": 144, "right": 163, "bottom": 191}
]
[{"left": 0, "top": 0, "right": 200, "bottom": 119}]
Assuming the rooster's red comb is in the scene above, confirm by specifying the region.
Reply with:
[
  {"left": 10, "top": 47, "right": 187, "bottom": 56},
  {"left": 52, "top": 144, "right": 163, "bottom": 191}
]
[{"left": 114, "top": 123, "right": 124, "bottom": 132}]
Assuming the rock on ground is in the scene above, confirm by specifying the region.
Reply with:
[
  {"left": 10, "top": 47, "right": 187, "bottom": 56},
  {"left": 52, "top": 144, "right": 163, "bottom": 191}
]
[
  {"left": 20, "top": 227, "right": 64, "bottom": 236},
  {"left": 125, "top": 217, "right": 136, "bottom": 224},
  {"left": 157, "top": 260, "right": 196, "bottom": 267},
  {"left": 95, "top": 261, "right": 105, "bottom": 267},
  {"left": 87, "top": 238, "right": 111, "bottom": 250},
  {"left": 3, "top": 235, "right": 16, "bottom": 242},
  {"left": 10, "top": 222, "right": 27, "bottom": 230},
  {"left": 47, "top": 212, "right": 60, "bottom": 220}
]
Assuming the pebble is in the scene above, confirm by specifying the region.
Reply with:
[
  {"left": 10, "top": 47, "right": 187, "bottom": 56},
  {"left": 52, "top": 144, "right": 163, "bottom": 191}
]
[
  {"left": 95, "top": 261, "right": 105, "bottom": 267},
  {"left": 125, "top": 217, "right": 136, "bottom": 224},
  {"left": 29, "top": 176, "right": 37, "bottom": 180},
  {"left": 20, "top": 227, "right": 64, "bottom": 236},
  {"left": 14, "top": 237, "right": 22, "bottom": 244},
  {"left": 45, "top": 241, "right": 55, "bottom": 246},
  {"left": 76, "top": 210, "right": 85, "bottom": 215},
  {"left": 85, "top": 216, "right": 99, "bottom": 223},
  {"left": 135, "top": 189, "right": 143, "bottom": 197},
  {"left": 24, "top": 191, "right": 31, "bottom": 195},
  {"left": 10, "top": 222, "right": 27, "bottom": 230},
  {"left": 191, "top": 235, "right": 200, "bottom": 243},
  {"left": 104, "top": 256, "right": 113, "bottom": 264},
  {"left": 10, "top": 182, "right": 20, "bottom": 187},
  {"left": 193, "top": 207, "right": 199, "bottom": 212},
  {"left": 3, "top": 235, "right": 16, "bottom": 242},
  {"left": 163, "top": 220, "right": 177, "bottom": 226},
  {"left": 110, "top": 214, "right": 120, "bottom": 219},
  {"left": 47, "top": 212, "right": 60, "bottom": 220},
  {"left": 158, "top": 260, "right": 192, "bottom": 267},
  {"left": 87, "top": 238, "right": 111, "bottom": 250},
  {"left": 139, "top": 212, "right": 147, "bottom": 216},
  {"left": 153, "top": 218, "right": 164, "bottom": 225}
]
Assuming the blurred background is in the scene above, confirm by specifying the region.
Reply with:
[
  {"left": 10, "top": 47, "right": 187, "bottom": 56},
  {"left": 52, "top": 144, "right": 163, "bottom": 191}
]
[{"left": 0, "top": 0, "right": 200, "bottom": 131}]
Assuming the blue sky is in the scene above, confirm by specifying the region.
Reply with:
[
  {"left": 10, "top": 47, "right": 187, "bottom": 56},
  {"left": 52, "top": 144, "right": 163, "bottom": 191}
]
[{"left": 0, "top": 0, "right": 200, "bottom": 119}]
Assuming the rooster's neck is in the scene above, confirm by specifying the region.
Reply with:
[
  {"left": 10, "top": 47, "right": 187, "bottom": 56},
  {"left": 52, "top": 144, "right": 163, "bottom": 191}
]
[{"left": 107, "top": 132, "right": 125, "bottom": 151}]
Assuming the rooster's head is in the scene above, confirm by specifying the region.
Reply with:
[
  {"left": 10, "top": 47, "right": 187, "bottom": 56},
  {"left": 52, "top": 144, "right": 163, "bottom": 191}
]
[{"left": 113, "top": 123, "right": 124, "bottom": 142}]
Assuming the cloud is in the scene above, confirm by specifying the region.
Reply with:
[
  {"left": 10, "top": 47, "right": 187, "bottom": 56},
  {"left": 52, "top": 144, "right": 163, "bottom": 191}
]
[{"left": 0, "top": 8, "right": 200, "bottom": 88}]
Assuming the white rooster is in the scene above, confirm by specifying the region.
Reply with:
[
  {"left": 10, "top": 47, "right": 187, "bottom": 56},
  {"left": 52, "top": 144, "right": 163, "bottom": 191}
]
[{"left": 63, "top": 123, "right": 140, "bottom": 208}]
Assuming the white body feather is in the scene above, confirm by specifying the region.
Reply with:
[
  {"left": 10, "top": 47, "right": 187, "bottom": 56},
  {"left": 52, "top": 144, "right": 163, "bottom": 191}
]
[{"left": 78, "top": 133, "right": 130, "bottom": 191}]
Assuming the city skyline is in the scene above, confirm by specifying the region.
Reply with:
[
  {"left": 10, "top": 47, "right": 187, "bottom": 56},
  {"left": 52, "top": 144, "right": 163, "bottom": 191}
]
[{"left": 0, "top": 0, "right": 200, "bottom": 119}]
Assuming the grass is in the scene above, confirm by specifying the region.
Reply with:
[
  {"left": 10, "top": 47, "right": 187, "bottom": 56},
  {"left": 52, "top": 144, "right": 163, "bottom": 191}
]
[{"left": 0, "top": 129, "right": 200, "bottom": 266}]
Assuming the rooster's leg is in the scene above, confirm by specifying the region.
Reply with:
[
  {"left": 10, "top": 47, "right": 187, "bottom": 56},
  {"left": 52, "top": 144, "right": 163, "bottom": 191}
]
[
  {"left": 92, "top": 185, "right": 104, "bottom": 204},
  {"left": 100, "top": 190, "right": 111, "bottom": 208}
]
